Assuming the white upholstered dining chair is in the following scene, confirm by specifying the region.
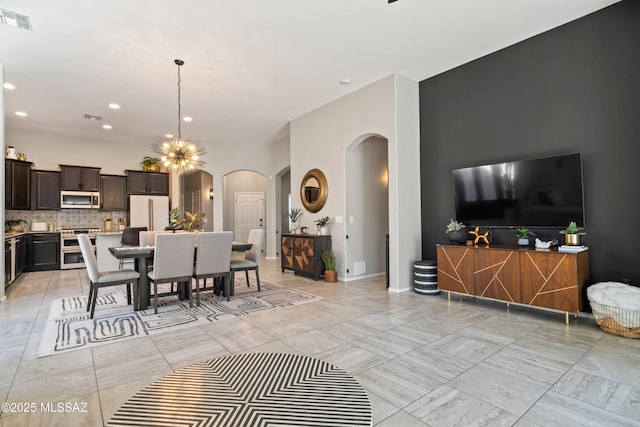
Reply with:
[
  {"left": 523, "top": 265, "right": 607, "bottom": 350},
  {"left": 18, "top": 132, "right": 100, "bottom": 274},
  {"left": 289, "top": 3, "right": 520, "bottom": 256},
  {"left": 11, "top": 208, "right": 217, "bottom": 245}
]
[
  {"left": 230, "top": 228, "right": 265, "bottom": 292},
  {"left": 147, "top": 233, "right": 196, "bottom": 314},
  {"left": 78, "top": 234, "right": 140, "bottom": 319},
  {"left": 193, "top": 231, "right": 233, "bottom": 303}
]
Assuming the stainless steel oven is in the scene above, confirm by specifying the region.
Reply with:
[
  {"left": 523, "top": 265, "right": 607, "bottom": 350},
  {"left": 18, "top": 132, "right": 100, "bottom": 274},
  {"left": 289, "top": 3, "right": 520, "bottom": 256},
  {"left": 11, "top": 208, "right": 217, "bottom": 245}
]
[{"left": 60, "top": 228, "right": 101, "bottom": 269}]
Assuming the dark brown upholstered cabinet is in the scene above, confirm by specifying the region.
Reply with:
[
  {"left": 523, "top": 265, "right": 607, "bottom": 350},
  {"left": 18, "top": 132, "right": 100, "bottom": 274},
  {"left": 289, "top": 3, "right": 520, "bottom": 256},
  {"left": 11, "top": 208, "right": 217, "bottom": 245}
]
[
  {"left": 60, "top": 165, "right": 101, "bottom": 192},
  {"left": 126, "top": 170, "right": 169, "bottom": 195},
  {"left": 281, "top": 234, "right": 331, "bottom": 280},
  {"left": 101, "top": 174, "right": 127, "bottom": 211},
  {"left": 31, "top": 170, "right": 61, "bottom": 210},
  {"left": 5, "top": 159, "right": 32, "bottom": 210},
  {"left": 437, "top": 244, "right": 589, "bottom": 320}
]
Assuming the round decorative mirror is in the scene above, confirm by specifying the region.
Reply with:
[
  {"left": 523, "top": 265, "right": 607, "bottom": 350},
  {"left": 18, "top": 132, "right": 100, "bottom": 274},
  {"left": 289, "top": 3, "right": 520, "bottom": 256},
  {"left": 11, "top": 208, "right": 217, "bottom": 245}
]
[{"left": 300, "top": 168, "right": 328, "bottom": 213}]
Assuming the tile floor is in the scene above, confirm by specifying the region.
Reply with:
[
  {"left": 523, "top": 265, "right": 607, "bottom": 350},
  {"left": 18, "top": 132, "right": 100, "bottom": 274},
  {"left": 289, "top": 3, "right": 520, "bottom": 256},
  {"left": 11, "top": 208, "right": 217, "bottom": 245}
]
[{"left": 1, "top": 258, "right": 639, "bottom": 426}]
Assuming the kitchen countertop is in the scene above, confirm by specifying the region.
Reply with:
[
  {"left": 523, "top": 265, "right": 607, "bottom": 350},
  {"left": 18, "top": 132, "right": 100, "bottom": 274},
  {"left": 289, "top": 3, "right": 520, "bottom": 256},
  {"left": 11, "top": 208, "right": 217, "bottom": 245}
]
[{"left": 4, "top": 230, "right": 62, "bottom": 239}]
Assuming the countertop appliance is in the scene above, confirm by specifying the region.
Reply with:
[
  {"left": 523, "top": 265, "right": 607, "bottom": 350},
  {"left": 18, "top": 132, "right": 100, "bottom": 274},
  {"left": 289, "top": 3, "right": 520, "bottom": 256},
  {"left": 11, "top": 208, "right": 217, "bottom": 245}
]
[
  {"left": 60, "top": 191, "right": 100, "bottom": 209},
  {"left": 31, "top": 222, "right": 48, "bottom": 232},
  {"left": 129, "top": 195, "right": 169, "bottom": 231},
  {"left": 60, "top": 228, "right": 101, "bottom": 269}
]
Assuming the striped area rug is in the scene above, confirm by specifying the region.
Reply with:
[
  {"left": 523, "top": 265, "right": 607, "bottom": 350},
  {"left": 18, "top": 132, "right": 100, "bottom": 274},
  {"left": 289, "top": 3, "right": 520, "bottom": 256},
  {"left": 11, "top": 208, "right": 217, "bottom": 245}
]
[
  {"left": 107, "top": 352, "right": 372, "bottom": 426},
  {"left": 38, "top": 280, "right": 322, "bottom": 358}
]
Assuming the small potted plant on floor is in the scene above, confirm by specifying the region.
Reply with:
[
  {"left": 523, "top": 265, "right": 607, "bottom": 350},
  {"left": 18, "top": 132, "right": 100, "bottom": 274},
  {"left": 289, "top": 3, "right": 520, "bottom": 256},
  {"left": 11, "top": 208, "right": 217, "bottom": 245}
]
[
  {"left": 445, "top": 219, "right": 466, "bottom": 243},
  {"left": 314, "top": 216, "right": 330, "bottom": 235},
  {"left": 289, "top": 207, "right": 303, "bottom": 233},
  {"left": 559, "top": 221, "right": 586, "bottom": 246},
  {"left": 512, "top": 227, "right": 536, "bottom": 246},
  {"left": 320, "top": 249, "right": 337, "bottom": 283}
]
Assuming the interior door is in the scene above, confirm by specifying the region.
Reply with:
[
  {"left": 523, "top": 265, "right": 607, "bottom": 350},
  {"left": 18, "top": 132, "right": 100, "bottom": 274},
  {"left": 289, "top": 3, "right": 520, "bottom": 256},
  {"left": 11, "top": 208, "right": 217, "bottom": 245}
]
[{"left": 235, "top": 192, "right": 264, "bottom": 243}]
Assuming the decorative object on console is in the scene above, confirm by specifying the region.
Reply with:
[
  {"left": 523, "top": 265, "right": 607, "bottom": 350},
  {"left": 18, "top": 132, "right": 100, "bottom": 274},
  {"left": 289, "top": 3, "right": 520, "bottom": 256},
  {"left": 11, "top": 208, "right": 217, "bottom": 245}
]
[
  {"left": 512, "top": 227, "right": 536, "bottom": 246},
  {"left": 315, "top": 216, "right": 330, "bottom": 235},
  {"left": 151, "top": 59, "right": 206, "bottom": 175},
  {"left": 320, "top": 249, "right": 337, "bottom": 283},
  {"left": 559, "top": 221, "right": 586, "bottom": 246},
  {"left": 535, "top": 238, "right": 553, "bottom": 250},
  {"left": 140, "top": 156, "right": 161, "bottom": 172},
  {"left": 468, "top": 226, "right": 489, "bottom": 245},
  {"left": 289, "top": 207, "right": 303, "bottom": 233},
  {"left": 17, "top": 152, "right": 26, "bottom": 161},
  {"left": 5, "top": 145, "right": 17, "bottom": 159},
  {"left": 445, "top": 218, "right": 466, "bottom": 243}
]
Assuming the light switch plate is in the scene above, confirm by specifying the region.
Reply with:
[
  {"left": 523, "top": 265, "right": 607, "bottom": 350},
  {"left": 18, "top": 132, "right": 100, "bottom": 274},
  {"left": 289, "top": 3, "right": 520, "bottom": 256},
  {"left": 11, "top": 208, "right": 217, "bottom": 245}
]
[{"left": 335, "top": 216, "right": 343, "bottom": 223}]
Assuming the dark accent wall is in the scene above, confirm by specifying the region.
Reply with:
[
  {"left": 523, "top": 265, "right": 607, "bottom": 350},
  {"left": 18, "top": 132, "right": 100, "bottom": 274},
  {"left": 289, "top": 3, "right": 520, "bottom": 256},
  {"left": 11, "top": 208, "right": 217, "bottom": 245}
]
[{"left": 420, "top": 1, "right": 640, "bottom": 287}]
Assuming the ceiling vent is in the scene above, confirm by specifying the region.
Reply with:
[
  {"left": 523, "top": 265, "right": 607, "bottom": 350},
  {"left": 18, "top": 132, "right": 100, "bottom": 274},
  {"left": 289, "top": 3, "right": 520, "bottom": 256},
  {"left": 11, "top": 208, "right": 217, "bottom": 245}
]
[
  {"left": 83, "top": 114, "right": 103, "bottom": 121},
  {"left": 0, "top": 7, "right": 33, "bottom": 31}
]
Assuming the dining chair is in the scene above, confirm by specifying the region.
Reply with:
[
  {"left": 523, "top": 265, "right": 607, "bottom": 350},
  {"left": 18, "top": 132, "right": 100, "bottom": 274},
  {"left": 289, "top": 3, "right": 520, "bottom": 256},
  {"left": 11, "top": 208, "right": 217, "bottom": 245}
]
[
  {"left": 119, "top": 226, "right": 147, "bottom": 269},
  {"left": 193, "top": 231, "right": 233, "bottom": 304},
  {"left": 78, "top": 234, "right": 140, "bottom": 319},
  {"left": 230, "top": 228, "right": 265, "bottom": 292},
  {"left": 147, "top": 233, "right": 196, "bottom": 314}
]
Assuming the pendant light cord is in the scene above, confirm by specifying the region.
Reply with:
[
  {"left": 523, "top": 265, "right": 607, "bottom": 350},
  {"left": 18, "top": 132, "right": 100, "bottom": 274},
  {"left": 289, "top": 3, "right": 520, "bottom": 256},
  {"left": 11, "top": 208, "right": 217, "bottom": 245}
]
[{"left": 175, "top": 59, "right": 184, "bottom": 139}]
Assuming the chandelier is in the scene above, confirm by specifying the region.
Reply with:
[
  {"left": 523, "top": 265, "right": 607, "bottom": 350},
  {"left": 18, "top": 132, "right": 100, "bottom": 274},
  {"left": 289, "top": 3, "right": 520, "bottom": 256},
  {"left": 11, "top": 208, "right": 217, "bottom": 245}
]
[{"left": 152, "top": 59, "right": 206, "bottom": 175}]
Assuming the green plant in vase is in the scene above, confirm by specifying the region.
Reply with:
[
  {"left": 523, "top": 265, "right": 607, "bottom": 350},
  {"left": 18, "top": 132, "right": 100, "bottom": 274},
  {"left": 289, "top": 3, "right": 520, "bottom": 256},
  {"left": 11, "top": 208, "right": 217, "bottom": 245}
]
[
  {"left": 289, "top": 208, "right": 303, "bottom": 233},
  {"left": 320, "top": 249, "right": 337, "bottom": 283},
  {"left": 445, "top": 219, "right": 466, "bottom": 243},
  {"left": 511, "top": 227, "right": 536, "bottom": 246},
  {"left": 559, "top": 221, "right": 586, "bottom": 246},
  {"left": 314, "top": 216, "right": 330, "bottom": 235}
]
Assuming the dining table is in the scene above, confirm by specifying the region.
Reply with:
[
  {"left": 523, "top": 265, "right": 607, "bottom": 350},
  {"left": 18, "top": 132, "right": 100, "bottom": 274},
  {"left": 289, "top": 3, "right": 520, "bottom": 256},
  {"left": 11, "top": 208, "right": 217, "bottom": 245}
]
[{"left": 109, "top": 241, "right": 253, "bottom": 311}]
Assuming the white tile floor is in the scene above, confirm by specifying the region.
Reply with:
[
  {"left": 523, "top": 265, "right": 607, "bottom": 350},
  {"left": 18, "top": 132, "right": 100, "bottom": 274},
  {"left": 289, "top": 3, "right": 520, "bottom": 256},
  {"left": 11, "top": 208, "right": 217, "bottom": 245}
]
[{"left": 1, "top": 257, "right": 639, "bottom": 426}]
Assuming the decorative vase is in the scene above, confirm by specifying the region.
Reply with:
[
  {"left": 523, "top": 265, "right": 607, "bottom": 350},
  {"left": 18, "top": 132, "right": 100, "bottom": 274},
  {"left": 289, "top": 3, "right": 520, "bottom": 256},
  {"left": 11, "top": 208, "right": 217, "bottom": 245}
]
[
  {"left": 518, "top": 238, "right": 529, "bottom": 246},
  {"left": 447, "top": 231, "right": 464, "bottom": 244},
  {"left": 564, "top": 234, "right": 581, "bottom": 245},
  {"left": 319, "top": 226, "right": 328, "bottom": 236},
  {"left": 290, "top": 223, "right": 298, "bottom": 233},
  {"left": 143, "top": 164, "right": 161, "bottom": 172},
  {"left": 324, "top": 270, "right": 337, "bottom": 283}
]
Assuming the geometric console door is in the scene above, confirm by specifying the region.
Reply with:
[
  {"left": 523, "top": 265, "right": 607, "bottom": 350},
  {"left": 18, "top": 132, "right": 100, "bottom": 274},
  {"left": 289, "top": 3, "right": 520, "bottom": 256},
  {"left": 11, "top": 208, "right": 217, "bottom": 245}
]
[
  {"left": 437, "top": 244, "right": 589, "bottom": 323},
  {"left": 281, "top": 234, "right": 331, "bottom": 281}
]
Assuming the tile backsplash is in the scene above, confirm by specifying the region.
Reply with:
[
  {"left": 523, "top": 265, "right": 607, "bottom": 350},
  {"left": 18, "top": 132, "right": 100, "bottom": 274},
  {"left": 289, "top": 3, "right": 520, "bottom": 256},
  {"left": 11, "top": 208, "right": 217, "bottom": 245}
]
[{"left": 5, "top": 210, "right": 128, "bottom": 231}]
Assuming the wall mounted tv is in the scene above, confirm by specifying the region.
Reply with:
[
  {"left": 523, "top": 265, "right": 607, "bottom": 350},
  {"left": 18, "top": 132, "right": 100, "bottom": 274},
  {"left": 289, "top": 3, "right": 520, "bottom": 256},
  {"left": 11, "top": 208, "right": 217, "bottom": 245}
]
[{"left": 452, "top": 153, "right": 584, "bottom": 227}]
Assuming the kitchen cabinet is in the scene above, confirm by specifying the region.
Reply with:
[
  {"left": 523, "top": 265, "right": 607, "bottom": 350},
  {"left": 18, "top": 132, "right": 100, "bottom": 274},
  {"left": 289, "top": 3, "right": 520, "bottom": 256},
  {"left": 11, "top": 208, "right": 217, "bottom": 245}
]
[
  {"left": 281, "top": 234, "right": 331, "bottom": 280},
  {"left": 4, "top": 240, "right": 10, "bottom": 287},
  {"left": 5, "top": 159, "right": 32, "bottom": 210},
  {"left": 15, "top": 235, "right": 27, "bottom": 276},
  {"left": 60, "top": 165, "right": 101, "bottom": 192},
  {"left": 126, "top": 170, "right": 169, "bottom": 195},
  {"left": 31, "top": 170, "right": 61, "bottom": 210},
  {"left": 26, "top": 233, "right": 60, "bottom": 272},
  {"left": 101, "top": 174, "right": 127, "bottom": 211}
]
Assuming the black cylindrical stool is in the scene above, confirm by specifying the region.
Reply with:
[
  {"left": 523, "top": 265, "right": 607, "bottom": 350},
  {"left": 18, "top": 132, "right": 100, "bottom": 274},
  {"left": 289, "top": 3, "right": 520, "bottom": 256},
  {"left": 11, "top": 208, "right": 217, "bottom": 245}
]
[{"left": 414, "top": 260, "right": 439, "bottom": 295}]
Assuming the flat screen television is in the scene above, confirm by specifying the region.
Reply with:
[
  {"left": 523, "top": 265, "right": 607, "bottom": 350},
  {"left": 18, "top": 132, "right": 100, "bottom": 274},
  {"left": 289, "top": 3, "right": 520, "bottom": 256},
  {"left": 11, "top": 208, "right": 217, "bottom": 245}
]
[{"left": 452, "top": 153, "right": 584, "bottom": 227}]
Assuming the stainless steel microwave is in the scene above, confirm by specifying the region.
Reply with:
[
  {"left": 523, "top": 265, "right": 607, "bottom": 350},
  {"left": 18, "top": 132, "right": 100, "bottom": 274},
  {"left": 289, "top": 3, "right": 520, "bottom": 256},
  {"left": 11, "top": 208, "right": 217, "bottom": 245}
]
[{"left": 60, "top": 191, "right": 100, "bottom": 209}]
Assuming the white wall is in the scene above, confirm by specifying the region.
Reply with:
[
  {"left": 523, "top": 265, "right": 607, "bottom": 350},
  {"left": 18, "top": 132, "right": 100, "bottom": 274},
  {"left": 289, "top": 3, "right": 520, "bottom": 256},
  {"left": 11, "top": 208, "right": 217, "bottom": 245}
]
[
  {"left": 290, "top": 74, "right": 421, "bottom": 292},
  {"left": 1, "top": 65, "right": 5, "bottom": 301}
]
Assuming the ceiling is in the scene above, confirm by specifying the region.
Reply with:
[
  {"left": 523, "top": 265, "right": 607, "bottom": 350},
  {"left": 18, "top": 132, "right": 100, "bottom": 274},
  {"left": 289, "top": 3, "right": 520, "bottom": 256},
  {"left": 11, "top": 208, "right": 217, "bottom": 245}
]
[{"left": 0, "top": 0, "right": 620, "bottom": 148}]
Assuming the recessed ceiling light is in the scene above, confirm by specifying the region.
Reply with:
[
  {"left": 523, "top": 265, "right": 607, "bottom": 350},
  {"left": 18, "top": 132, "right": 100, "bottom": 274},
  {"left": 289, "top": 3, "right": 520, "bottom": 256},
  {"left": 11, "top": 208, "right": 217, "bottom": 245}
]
[
  {"left": 15, "top": 111, "right": 27, "bottom": 117},
  {"left": 108, "top": 103, "right": 120, "bottom": 110},
  {"left": 3, "top": 82, "right": 15, "bottom": 90},
  {"left": 165, "top": 134, "right": 173, "bottom": 138},
  {"left": 340, "top": 79, "right": 351, "bottom": 85},
  {"left": 183, "top": 116, "right": 193, "bottom": 122},
  {"left": 102, "top": 124, "right": 112, "bottom": 130}
]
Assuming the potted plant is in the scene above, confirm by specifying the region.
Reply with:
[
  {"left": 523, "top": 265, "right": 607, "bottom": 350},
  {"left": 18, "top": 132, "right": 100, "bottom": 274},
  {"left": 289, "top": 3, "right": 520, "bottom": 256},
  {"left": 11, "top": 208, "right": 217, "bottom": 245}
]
[
  {"left": 5, "top": 219, "right": 26, "bottom": 233},
  {"left": 314, "top": 216, "right": 330, "bottom": 235},
  {"left": 140, "top": 156, "right": 161, "bottom": 172},
  {"left": 511, "top": 227, "right": 536, "bottom": 246},
  {"left": 320, "top": 249, "right": 337, "bottom": 283},
  {"left": 289, "top": 207, "right": 303, "bottom": 233},
  {"left": 167, "top": 207, "right": 205, "bottom": 232},
  {"left": 559, "top": 221, "right": 586, "bottom": 246},
  {"left": 445, "top": 219, "right": 466, "bottom": 243}
]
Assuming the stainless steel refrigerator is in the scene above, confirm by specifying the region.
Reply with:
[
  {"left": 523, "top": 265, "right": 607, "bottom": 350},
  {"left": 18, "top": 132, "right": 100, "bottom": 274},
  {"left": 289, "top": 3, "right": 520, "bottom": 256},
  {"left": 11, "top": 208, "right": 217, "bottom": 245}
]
[{"left": 129, "top": 195, "right": 170, "bottom": 231}]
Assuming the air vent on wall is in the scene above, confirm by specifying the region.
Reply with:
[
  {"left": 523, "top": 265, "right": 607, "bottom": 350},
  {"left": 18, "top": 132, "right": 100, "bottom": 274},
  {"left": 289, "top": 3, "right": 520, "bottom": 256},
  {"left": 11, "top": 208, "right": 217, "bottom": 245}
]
[
  {"left": 83, "top": 114, "right": 103, "bottom": 121},
  {"left": 0, "top": 7, "right": 32, "bottom": 31}
]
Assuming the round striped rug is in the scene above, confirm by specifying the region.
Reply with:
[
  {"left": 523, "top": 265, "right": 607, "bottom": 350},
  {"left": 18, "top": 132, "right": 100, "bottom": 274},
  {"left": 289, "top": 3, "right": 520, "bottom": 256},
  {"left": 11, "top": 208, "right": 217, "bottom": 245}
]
[{"left": 107, "top": 352, "right": 372, "bottom": 426}]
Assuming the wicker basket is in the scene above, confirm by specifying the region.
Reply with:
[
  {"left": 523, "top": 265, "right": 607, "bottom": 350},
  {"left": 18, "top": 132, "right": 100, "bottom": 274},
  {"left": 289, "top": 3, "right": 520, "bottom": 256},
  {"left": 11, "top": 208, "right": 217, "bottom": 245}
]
[{"left": 590, "top": 302, "right": 640, "bottom": 339}]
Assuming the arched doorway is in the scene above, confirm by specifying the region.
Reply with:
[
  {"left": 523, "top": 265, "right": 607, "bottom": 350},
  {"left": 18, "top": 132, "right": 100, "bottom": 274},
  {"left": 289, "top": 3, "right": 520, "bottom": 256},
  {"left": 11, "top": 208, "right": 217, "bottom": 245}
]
[
  {"left": 223, "top": 170, "right": 267, "bottom": 244},
  {"left": 345, "top": 134, "right": 389, "bottom": 283}
]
